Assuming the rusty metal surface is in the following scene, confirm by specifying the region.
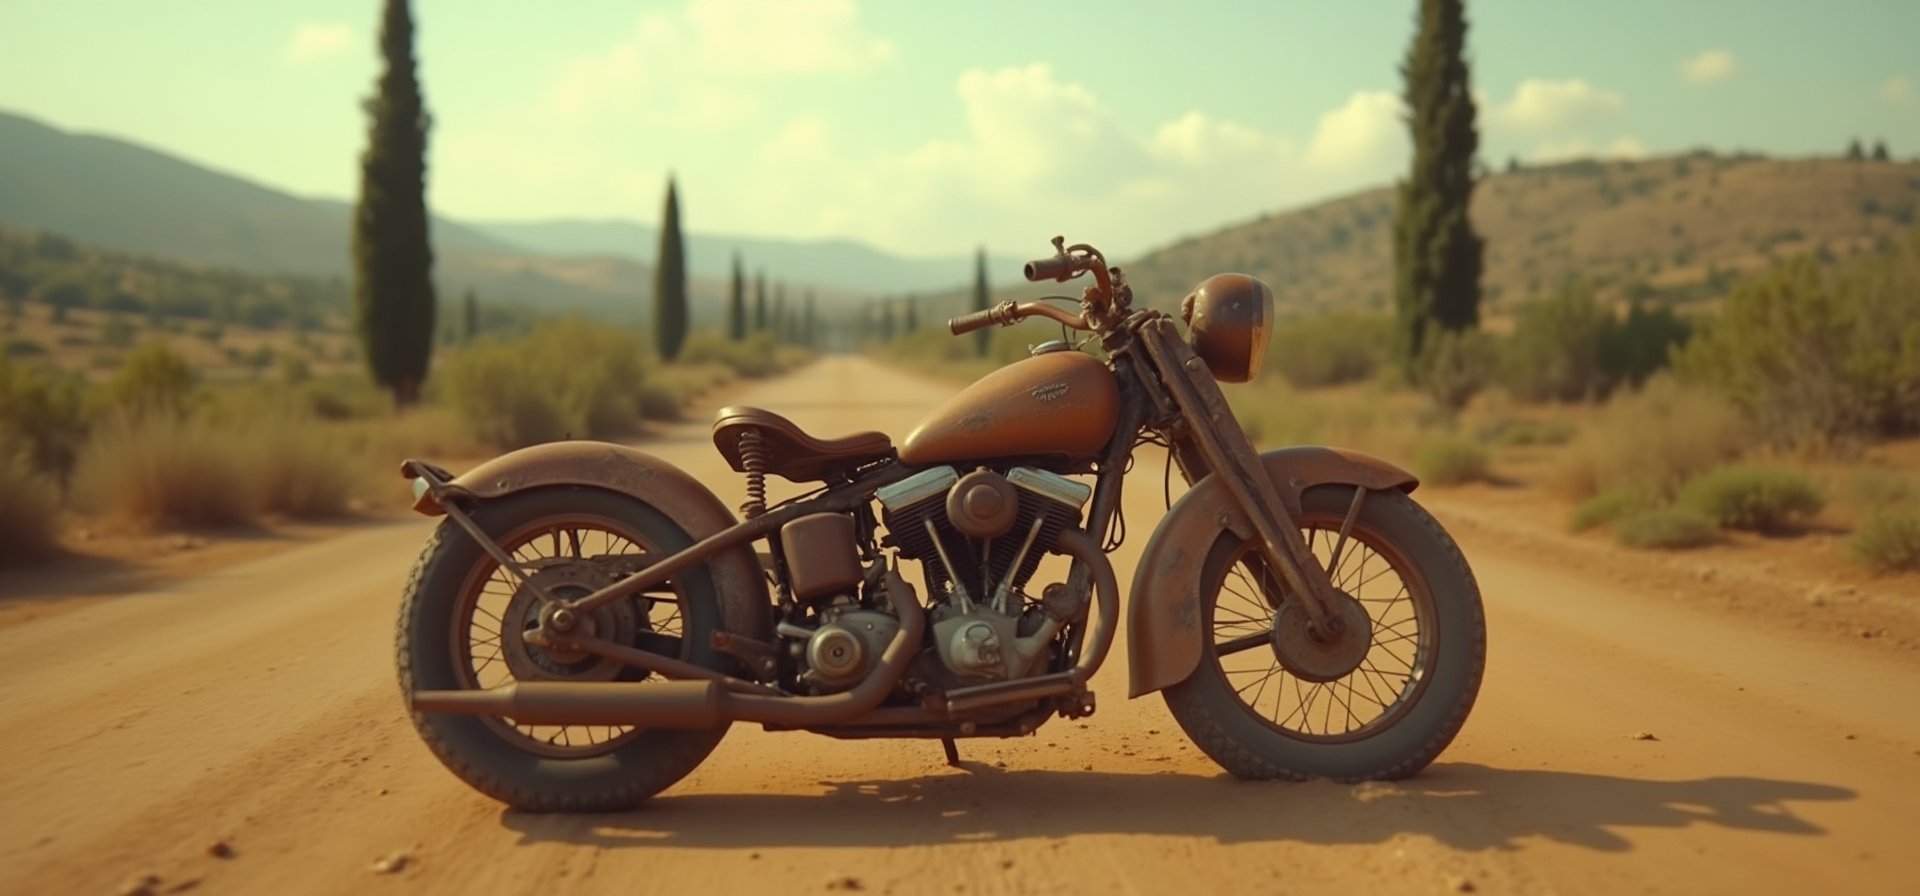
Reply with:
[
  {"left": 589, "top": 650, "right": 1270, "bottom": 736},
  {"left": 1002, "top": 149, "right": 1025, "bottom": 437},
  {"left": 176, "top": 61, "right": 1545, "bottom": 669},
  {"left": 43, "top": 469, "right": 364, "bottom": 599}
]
[
  {"left": 898, "top": 350, "right": 1120, "bottom": 465},
  {"left": 711, "top": 406, "right": 893, "bottom": 482},
  {"left": 445, "top": 440, "right": 772, "bottom": 642},
  {"left": 778, "top": 513, "right": 863, "bottom": 601},
  {"left": 1125, "top": 446, "right": 1419, "bottom": 698},
  {"left": 1136, "top": 319, "right": 1344, "bottom": 634}
]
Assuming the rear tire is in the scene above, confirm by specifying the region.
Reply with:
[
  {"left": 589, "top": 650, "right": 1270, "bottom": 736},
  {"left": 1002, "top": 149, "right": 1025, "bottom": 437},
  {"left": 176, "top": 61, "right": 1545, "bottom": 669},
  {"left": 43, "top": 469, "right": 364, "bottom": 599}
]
[
  {"left": 1163, "top": 485, "right": 1486, "bottom": 781},
  {"left": 396, "top": 486, "right": 727, "bottom": 811}
]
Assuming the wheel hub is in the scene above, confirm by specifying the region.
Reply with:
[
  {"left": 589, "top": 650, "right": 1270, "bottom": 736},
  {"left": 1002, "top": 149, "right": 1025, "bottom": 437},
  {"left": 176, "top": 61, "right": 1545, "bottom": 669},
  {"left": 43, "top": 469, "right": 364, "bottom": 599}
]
[
  {"left": 1269, "top": 590, "right": 1372, "bottom": 683},
  {"left": 501, "top": 565, "right": 640, "bottom": 682}
]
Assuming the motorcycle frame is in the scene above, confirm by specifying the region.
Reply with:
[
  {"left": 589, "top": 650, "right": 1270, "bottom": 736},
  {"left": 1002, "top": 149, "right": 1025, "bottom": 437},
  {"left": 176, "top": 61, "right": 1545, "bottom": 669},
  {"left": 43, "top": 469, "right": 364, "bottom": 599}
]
[{"left": 407, "top": 273, "right": 1347, "bottom": 729}]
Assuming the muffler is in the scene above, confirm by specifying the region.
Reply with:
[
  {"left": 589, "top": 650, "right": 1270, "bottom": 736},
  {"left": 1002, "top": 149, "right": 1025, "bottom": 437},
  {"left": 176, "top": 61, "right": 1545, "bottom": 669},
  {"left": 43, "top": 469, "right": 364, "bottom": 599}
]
[{"left": 410, "top": 566, "right": 925, "bottom": 730}]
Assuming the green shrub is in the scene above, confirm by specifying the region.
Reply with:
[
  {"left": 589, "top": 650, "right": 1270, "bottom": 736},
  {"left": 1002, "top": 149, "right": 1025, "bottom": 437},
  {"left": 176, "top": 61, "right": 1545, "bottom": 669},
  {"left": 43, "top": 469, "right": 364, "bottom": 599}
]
[
  {"left": 441, "top": 319, "right": 652, "bottom": 449},
  {"left": 1417, "top": 329, "right": 1497, "bottom": 413},
  {"left": 1265, "top": 314, "right": 1391, "bottom": 387},
  {"left": 1849, "top": 510, "right": 1920, "bottom": 571},
  {"left": 1598, "top": 301, "right": 1691, "bottom": 389},
  {"left": 1551, "top": 374, "right": 1752, "bottom": 500},
  {"left": 0, "top": 436, "right": 61, "bottom": 567},
  {"left": 1501, "top": 282, "right": 1613, "bottom": 402},
  {"left": 1570, "top": 489, "right": 1650, "bottom": 532},
  {"left": 1674, "top": 236, "right": 1920, "bottom": 443},
  {"left": 1613, "top": 507, "right": 1717, "bottom": 549},
  {"left": 0, "top": 355, "right": 91, "bottom": 480},
  {"left": 1486, "top": 418, "right": 1575, "bottom": 446},
  {"left": 100, "top": 317, "right": 137, "bottom": 348},
  {"left": 110, "top": 342, "right": 196, "bottom": 415},
  {"left": 5, "top": 338, "right": 46, "bottom": 358},
  {"left": 1677, "top": 465, "right": 1824, "bottom": 532},
  {"left": 1414, "top": 436, "right": 1491, "bottom": 485},
  {"left": 635, "top": 380, "right": 683, "bottom": 422}
]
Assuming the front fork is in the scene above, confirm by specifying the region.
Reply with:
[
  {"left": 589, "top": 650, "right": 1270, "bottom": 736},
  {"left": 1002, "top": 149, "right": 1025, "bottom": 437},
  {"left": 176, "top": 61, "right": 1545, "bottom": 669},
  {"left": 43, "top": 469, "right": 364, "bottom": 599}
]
[{"left": 1133, "top": 319, "right": 1350, "bottom": 640}]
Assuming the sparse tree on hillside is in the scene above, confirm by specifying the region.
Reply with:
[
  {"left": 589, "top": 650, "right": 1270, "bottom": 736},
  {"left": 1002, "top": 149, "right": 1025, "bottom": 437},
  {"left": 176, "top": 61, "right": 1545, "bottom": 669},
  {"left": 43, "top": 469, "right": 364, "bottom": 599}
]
[
  {"left": 754, "top": 270, "right": 767, "bottom": 332},
  {"left": 1391, "top": 0, "right": 1484, "bottom": 374},
  {"left": 727, "top": 252, "right": 746, "bottom": 341},
  {"left": 1846, "top": 138, "right": 1865, "bottom": 161},
  {"left": 1505, "top": 155, "right": 1519, "bottom": 174},
  {"left": 462, "top": 288, "right": 478, "bottom": 343},
  {"left": 652, "top": 176, "right": 688, "bottom": 361},
  {"left": 803, "top": 291, "right": 817, "bottom": 348},
  {"left": 1871, "top": 140, "right": 1890, "bottom": 162},
  {"left": 352, "top": 0, "right": 436, "bottom": 407},
  {"left": 972, "top": 247, "right": 991, "bottom": 358}
]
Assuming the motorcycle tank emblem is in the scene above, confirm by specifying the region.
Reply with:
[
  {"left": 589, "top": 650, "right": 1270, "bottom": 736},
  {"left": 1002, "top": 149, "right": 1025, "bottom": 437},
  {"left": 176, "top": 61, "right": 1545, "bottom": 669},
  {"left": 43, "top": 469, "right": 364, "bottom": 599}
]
[{"left": 1031, "top": 382, "right": 1069, "bottom": 402}]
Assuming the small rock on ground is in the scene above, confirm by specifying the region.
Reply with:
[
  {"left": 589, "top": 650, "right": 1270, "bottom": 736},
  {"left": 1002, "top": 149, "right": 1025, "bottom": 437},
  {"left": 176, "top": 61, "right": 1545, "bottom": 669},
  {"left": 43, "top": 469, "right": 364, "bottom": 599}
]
[
  {"left": 371, "top": 851, "right": 412, "bottom": 874},
  {"left": 826, "top": 875, "right": 864, "bottom": 891},
  {"left": 1632, "top": 731, "right": 1660, "bottom": 741}
]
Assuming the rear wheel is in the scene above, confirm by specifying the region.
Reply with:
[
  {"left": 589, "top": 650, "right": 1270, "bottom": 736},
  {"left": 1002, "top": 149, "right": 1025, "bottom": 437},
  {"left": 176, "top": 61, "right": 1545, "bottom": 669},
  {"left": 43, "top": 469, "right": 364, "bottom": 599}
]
[
  {"left": 396, "top": 486, "right": 726, "bottom": 811},
  {"left": 1163, "top": 485, "right": 1485, "bottom": 781}
]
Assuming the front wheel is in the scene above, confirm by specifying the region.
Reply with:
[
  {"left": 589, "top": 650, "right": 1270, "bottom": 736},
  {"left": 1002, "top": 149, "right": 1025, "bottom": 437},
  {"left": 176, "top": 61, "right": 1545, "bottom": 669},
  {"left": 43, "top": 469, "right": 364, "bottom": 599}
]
[{"left": 1163, "top": 485, "right": 1486, "bottom": 781}]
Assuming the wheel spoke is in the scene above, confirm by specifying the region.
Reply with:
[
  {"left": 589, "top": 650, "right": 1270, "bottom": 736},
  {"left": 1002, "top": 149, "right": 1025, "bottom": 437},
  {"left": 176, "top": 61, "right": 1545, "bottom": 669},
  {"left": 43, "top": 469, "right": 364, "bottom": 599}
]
[{"left": 1214, "top": 630, "right": 1273, "bottom": 657}]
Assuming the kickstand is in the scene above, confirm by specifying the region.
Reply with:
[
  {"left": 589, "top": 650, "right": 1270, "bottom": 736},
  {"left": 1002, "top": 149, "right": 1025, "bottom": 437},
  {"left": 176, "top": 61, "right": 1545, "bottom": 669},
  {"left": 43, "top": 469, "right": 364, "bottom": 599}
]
[{"left": 941, "top": 737, "right": 961, "bottom": 767}]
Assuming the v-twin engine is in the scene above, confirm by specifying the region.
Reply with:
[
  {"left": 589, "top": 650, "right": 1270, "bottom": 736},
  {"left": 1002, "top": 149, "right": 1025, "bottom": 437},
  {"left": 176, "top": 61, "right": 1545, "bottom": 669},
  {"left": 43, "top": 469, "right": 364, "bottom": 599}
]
[{"left": 877, "top": 465, "right": 1091, "bottom": 683}]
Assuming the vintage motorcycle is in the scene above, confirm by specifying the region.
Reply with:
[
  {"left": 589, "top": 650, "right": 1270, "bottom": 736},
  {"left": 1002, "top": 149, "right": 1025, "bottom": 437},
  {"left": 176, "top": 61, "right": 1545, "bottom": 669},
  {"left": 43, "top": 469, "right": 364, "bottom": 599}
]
[{"left": 396, "top": 236, "right": 1486, "bottom": 811}]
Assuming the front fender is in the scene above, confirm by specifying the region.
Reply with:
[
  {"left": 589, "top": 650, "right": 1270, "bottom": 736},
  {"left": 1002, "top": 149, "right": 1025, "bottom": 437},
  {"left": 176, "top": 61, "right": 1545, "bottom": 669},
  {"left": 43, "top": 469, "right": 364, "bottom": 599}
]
[
  {"left": 1125, "top": 446, "right": 1417, "bottom": 698},
  {"left": 426, "top": 441, "right": 771, "bottom": 642}
]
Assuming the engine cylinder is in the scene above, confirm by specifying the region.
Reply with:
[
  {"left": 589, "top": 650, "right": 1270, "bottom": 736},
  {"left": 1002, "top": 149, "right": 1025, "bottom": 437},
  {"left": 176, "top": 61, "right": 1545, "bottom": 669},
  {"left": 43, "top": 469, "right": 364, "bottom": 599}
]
[{"left": 947, "top": 470, "right": 1018, "bottom": 539}]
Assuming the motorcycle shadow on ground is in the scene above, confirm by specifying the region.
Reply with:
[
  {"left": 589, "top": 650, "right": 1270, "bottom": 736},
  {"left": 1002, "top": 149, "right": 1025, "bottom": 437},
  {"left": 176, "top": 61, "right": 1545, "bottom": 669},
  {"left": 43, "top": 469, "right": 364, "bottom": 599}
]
[{"left": 497, "top": 761, "right": 1854, "bottom": 853}]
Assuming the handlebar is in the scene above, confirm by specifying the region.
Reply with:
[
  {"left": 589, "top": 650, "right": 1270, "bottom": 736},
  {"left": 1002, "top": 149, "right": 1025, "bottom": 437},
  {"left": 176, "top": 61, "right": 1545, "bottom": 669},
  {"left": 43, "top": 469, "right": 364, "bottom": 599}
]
[
  {"left": 947, "top": 300, "right": 1089, "bottom": 335},
  {"left": 1024, "top": 254, "right": 1076, "bottom": 283}
]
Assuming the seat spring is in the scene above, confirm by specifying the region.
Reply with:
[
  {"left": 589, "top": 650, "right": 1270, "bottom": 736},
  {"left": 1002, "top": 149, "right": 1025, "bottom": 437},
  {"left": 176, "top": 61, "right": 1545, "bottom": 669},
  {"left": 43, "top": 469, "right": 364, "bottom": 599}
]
[{"left": 738, "top": 428, "right": 768, "bottom": 518}]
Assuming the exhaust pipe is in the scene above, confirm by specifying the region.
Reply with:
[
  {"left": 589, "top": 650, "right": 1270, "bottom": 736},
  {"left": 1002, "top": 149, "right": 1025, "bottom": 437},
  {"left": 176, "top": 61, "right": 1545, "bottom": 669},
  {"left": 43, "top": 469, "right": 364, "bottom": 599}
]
[
  {"left": 410, "top": 566, "right": 926, "bottom": 729},
  {"left": 1055, "top": 527, "right": 1119, "bottom": 682}
]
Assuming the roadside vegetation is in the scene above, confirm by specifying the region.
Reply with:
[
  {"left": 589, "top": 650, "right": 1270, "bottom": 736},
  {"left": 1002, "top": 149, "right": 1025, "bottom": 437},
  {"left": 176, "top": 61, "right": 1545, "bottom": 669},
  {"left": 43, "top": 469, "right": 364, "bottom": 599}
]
[{"left": 874, "top": 228, "right": 1920, "bottom": 577}]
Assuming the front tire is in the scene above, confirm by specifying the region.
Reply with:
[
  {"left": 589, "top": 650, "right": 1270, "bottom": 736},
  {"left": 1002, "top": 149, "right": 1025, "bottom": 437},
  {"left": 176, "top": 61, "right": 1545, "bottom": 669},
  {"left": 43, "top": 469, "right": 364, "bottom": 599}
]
[
  {"left": 1163, "top": 485, "right": 1486, "bottom": 781},
  {"left": 396, "top": 486, "right": 727, "bottom": 811}
]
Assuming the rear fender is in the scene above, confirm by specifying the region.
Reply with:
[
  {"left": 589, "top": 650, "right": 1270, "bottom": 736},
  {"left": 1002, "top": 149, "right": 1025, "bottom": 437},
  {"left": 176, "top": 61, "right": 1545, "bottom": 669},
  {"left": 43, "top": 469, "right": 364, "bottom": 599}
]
[
  {"left": 1126, "top": 446, "right": 1417, "bottom": 698},
  {"left": 414, "top": 441, "right": 771, "bottom": 640}
]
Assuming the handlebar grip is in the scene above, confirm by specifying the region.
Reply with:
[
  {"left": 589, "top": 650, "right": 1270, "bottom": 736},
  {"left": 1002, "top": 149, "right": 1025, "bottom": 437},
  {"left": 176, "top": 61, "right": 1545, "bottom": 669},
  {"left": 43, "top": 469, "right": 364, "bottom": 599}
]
[
  {"left": 948, "top": 308, "right": 1000, "bottom": 335},
  {"left": 1024, "top": 255, "right": 1075, "bottom": 282}
]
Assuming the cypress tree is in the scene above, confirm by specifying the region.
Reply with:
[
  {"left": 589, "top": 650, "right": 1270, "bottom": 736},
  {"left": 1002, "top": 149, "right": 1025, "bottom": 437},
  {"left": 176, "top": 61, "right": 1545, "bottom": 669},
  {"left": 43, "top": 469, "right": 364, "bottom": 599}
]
[
  {"left": 1390, "top": 0, "right": 1484, "bottom": 372},
  {"left": 773, "top": 282, "right": 787, "bottom": 344},
  {"left": 803, "top": 291, "right": 817, "bottom": 348},
  {"left": 353, "top": 0, "right": 436, "bottom": 407},
  {"left": 727, "top": 251, "right": 746, "bottom": 341},
  {"left": 971, "top": 247, "right": 991, "bottom": 358},
  {"left": 652, "top": 176, "right": 688, "bottom": 361},
  {"left": 1870, "top": 140, "right": 1890, "bottom": 162},
  {"left": 462, "top": 287, "right": 477, "bottom": 343},
  {"left": 1845, "top": 138, "right": 1864, "bottom": 161},
  {"left": 754, "top": 270, "right": 767, "bottom": 332},
  {"left": 880, "top": 299, "right": 896, "bottom": 342},
  {"left": 903, "top": 293, "right": 919, "bottom": 332}
]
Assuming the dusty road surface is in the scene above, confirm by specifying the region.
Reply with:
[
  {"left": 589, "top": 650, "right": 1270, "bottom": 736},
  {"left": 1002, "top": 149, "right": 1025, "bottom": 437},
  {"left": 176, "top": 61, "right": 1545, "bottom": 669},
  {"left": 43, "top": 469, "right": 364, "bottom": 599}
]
[{"left": 4, "top": 356, "right": 1917, "bottom": 896}]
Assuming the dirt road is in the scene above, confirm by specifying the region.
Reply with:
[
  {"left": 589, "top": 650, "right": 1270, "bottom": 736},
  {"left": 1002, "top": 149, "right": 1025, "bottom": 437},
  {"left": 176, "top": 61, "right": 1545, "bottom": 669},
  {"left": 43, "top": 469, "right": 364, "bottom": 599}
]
[{"left": 4, "top": 356, "right": 1916, "bottom": 895}]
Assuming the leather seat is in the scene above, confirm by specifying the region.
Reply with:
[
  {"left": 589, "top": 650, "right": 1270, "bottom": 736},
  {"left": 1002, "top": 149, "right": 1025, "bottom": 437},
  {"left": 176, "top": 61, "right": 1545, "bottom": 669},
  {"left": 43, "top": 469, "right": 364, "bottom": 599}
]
[{"left": 711, "top": 406, "right": 893, "bottom": 482}]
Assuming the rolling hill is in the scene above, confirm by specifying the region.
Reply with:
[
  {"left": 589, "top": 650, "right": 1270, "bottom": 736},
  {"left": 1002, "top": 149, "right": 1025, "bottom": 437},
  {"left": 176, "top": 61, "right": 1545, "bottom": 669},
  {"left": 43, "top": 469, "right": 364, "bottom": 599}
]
[{"left": 908, "top": 152, "right": 1920, "bottom": 324}]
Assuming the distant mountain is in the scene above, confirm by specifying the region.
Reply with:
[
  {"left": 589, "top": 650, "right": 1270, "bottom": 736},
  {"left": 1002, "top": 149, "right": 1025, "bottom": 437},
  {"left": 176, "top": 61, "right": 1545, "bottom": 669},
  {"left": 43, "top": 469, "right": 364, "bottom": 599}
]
[
  {"left": 0, "top": 109, "right": 1009, "bottom": 314},
  {"left": 474, "top": 219, "right": 1019, "bottom": 295},
  {"left": 0, "top": 110, "right": 517, "bottom": 275}
]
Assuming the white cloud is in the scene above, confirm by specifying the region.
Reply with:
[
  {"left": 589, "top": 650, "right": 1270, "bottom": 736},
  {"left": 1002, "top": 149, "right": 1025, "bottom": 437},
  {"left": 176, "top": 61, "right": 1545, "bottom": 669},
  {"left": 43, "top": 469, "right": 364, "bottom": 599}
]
[
  {"left": 1681, "top": 49, "right": 1737, "bottom": 85},
  {"left": 285, "top": 23, "right": 351, "bottom": 64},
  {"left": 1489, "top": 79, "right": 1625, "bottom": 133},
  {"left": 1884, "top": 75, "right": 1914, "bottom": 106},
  {"left": 725, "top": 67, "right": 1408, "bottom": 257},
  {"left": 1529, "top": 136, "right": 1648, "bottom": 163},
  {"left": 1304, "top": 90, "right": 1403, "bottom": 172},
  {"left": 552, "top": 0, "right": 893, "bottom": 119}
]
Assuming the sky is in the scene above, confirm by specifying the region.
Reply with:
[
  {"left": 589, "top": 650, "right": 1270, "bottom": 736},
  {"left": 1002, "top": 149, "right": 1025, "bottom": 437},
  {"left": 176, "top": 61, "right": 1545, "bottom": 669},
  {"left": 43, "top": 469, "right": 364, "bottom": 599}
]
[{"left": 2, "top": 0, "right": 1916, "bottom": 259}]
